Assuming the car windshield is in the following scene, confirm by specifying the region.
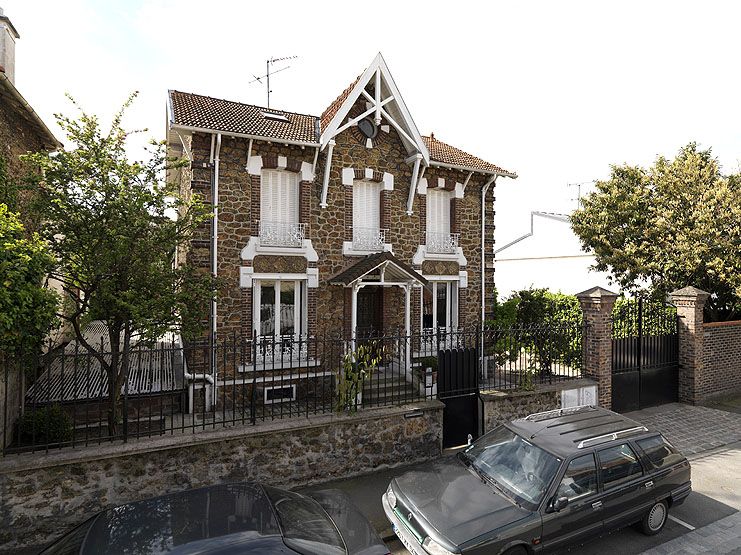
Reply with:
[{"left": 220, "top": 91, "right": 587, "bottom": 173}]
[
  {"left": 462, "top": 426, "right": 561, "bottom": 510},
  {"left": 263, "top": 486, "right": 346, "bottom": 555}
]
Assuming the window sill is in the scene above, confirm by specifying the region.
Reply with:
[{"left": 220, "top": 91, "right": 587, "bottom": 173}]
[
  {"left": 342, "top": 241, "right": 393, "bottom": 257},
  {"left": 238, "top": 359, "right": 322, "bottom": 372}
]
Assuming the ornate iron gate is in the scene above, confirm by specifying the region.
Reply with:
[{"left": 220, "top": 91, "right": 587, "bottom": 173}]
[
  {"left": 437, "top": 347, "right": 480, "bottom": 448},
  {"left": 611, "top": 297, "right": 679, "bottom": 412}
]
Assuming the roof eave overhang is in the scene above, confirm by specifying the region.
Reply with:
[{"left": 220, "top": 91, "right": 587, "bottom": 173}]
[
  {"left": 169, "top": 122, "right": 320, "bottom": 148},
  {"left": 430, "top": 160, "right": 517, "bottom": 179},
  {"left": 0, "top": 73, "right": 60, "bottom": 150}
]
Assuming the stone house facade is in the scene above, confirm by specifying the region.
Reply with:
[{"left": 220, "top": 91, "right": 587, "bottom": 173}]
[{"left": 167, "top": 54, "right": 516, "bottom": 401}]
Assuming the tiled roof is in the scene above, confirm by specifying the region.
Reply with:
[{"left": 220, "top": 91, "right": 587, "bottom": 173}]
[
  {"left": 320, "top": 74, "right": 362, "bottom": 132},
  {"left": 423, "top": 135, "right": 516, "bottom": 177},
  {"left": 169, "top": 90, "right": 320, "bottom": 143},
  {"left": 328, "top": 252, "right": 427, "bottom": 287}
]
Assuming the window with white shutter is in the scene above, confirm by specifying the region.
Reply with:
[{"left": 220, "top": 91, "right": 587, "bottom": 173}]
[
  {"left": 426, "top": 189, "right": 451, "bottom": 235},
  {"left": 352, "top": 180, "right": 383, "bottom": 250},
  {"left": 261, "top": 169, "right": 299, "bottom": 223},
  {"left": 259, "top": 170, "right": 303, "bottom": 247}
]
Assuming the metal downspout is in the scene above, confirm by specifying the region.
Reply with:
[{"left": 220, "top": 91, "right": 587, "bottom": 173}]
[{"left": 211, "top": 133, "right": 222, "bottom": 408}]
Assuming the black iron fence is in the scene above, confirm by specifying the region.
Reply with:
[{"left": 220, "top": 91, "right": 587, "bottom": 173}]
[{"left": 1, "top": 324, "right": 583, "bottom": 455}]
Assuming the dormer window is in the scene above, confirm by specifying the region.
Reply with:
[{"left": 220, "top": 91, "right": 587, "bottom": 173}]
[{"left": 259, "top": 169, "right": 305, "bottom": 247}]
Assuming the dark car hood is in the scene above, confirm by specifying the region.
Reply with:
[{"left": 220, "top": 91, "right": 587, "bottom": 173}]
[
  {"left": 308, "top": 490, "right": 388, "bottom": 555},
  {"left": 394, "top": 456, "right": 531, "bottom": 546}
]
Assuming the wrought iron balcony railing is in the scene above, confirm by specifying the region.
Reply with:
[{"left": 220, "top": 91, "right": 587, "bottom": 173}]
[
  {"left": 426, "top": 231, "right": 460, "bottom": 254},
  {"left": 259, "top": 220, "right": 306, "bottom": 247},
  {"left": 352, "top": 227, "right": 387, "bottom": 251}
]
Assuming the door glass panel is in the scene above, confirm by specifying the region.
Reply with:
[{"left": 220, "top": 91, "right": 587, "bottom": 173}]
[
  {"left": 422, "top": 286, "right": 433, "bottom": 329},
  {"left": 556, "top": 454, "right": 597, "bottom": 500},
  {"left": 280, "top": 281, "right": 296, "bottom": 336},
  {"left": 260, "top": 282, "right": 276, "bottom": 336},
  {"left": 598, "top": 443, "right": 643, "bottom": 490},
  {"left": 436, "top": 283, "right": 448, "bottom": 328}
]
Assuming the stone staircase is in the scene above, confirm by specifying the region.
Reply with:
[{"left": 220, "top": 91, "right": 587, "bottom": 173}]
[{"left": 361, "top": 367, "right": 418, "bottom": 406}]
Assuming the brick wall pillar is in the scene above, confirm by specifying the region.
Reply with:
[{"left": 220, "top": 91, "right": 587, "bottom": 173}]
[
  {"left": 669, "top": 286, "right": 710, "bottom": 405},
  {"left": 577, "top": 286, "right": 618, "bottom": 409}
]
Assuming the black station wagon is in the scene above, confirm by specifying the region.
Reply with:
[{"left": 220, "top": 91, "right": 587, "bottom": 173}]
[{"left": 383, "top": 406, "right": 691, "bottom": 555}]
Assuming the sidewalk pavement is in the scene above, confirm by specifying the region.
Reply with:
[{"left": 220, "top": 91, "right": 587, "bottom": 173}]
[{"left": 640, "top": 512, "right": 741, "bottom": 555}]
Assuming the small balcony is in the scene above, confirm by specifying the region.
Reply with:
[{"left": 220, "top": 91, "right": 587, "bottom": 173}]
[
  {"left": 259, "top": 220, "right": 306, "bottom": 248},
  {"left": 352, "top": 227, "right": 388, "bottom": 252},
  {"left": 426, "top": 231, "right": 460, "bottom": 254}
]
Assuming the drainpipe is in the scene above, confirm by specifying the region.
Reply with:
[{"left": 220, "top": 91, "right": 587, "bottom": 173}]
[
  {"left": 480, "top": 175, "right": 497, "bottom": 377},
  {"left": 211, "top": 133, "right": 222, "bottom": 408}
]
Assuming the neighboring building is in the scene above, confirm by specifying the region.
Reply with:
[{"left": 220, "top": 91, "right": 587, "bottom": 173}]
[
  {"left": 167, "top": 53, "right": 515, "bottom": 401},
  {"left": 0, "top": 8, "right": 59, "bottom": 188},
  {"left": 493, "top": 211, "right": 614, "bottom": 299},
  {"left": 0, "top": 7, "right": 59, "bottom": 449}
]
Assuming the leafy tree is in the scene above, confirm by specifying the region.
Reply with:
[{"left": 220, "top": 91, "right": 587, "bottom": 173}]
[
  {"left": 571, "top": 143, "right": 741, "bottom": 321},
  {"left": 0, "top": 204, "right": 58, "bottom": 353},
  {"left": 486, "top": 289, "right": 582, "bottom": 376},
  {"left": 23, "top": 93, "right": 214, "bottom": 435}
]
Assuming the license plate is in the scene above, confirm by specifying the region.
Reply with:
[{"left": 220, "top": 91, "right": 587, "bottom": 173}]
[{"left": 393, "top": 523, "right": 422, "bottom": 555}]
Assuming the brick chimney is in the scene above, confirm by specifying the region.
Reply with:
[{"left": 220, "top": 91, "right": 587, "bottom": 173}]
[{"left": 0, "top": 7, "right": 19, "bottom": 83}]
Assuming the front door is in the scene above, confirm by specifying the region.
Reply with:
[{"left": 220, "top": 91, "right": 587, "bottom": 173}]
[{"left": 356, "top": 287, "right": 382, "bottom": 339}]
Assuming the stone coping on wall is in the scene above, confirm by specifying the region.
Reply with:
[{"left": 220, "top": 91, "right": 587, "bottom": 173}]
[
  {"left": 0, "top": 400, "right": 445, "bottom": 475},
  {"left": 479, "top": 378, "right": 598, "bottom": 401},
  {"left": 703, "top": 320, "right": 741, "bottom": 329}
]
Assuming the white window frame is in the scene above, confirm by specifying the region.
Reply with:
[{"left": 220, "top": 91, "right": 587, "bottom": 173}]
[
  {"left": 353, "top": 179, "right": 382, "bottom": 231},
  {"left": 261, "top": 169, "right": 299, "bottom": 224},
  {"left": 421, "top": 280, "right": 458, "bottom": 332},
  {"left": 253, "top": 279, "right": 308, "bottom": 340},
  {"left": 426, "top": 188, "right": 451, "bottom": 235},
  {"left": 263, "top": 384, "right": 297, "bottom": 404}
]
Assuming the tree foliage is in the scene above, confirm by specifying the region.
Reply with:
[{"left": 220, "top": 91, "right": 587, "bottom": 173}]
[
  {"left": 571, "top": 143, "right": 741, "bottom": 321},
  {"left": 0, "top": 204, "right": 58, "bottom": 353},
  {"left": 487, "top": 288, "right": 582, "bottom": 376},
  {"left": 23, "top": 93, "right": 215, "bottom": 434}
]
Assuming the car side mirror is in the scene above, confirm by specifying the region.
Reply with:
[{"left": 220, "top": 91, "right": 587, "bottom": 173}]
[{"left": 552, "top": 496, "right": 569, "bottom": 512}]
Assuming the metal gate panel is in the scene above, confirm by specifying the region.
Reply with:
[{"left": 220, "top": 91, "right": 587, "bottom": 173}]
[
  {"left": 611, "top": 298, "right": 678, "bottom": 412},
  {"left": 438, "top": 347, "right": 479, "bottom": 448}
]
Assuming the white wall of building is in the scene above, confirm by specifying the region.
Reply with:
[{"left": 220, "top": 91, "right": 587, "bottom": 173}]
[{"left": 494, "top": 213, "right": 615, "bottom": 299}]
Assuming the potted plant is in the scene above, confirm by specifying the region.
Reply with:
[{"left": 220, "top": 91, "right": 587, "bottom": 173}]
[{"left": 336, "top": 342, "right": 382, "bottom": 413}]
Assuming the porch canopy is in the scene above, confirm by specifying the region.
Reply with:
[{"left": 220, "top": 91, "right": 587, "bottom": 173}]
[{"left": 329, "top": 251, "right": 428, "bottom": 339}]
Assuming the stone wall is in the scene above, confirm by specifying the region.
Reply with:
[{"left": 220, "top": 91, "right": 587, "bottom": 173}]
[
  {"left": 702, "top": 321, "right": 741, "bottom": 400},
  {"left": 0, "top": 400, "right": 443, "bottom": 551},
  {"left": 481, "top": 379, "right": 598, "bottom": 432}
]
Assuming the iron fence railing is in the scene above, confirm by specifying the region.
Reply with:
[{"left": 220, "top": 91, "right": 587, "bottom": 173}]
[{"left": 1, "top": 324, "right": 583, "bottom": 456}]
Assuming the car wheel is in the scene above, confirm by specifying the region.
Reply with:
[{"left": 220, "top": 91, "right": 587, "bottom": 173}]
[
  {"left": 501, "top": 546, "right": 528, "bottom": 555},
  {"left": 641, "top": 500, "right": 668, "bottom": 535}
]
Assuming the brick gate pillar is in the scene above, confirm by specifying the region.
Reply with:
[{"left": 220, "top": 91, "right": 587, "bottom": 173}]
[
  {"left": 669, "top": 286, "right": 710, "bottom": 405},
  {"left": 577, "top": 286, "right": 619, "bottom": 409}
]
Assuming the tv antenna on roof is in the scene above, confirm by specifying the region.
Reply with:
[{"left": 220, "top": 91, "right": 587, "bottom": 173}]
[
  {"left": 249, "top": 55, "right": 298, "bottom": 108},
  {"left": 568, "top": 180, "right": 596, "bottom": 208}
]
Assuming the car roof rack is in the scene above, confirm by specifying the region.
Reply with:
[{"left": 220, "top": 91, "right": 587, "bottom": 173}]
[
  {"left": 576, "top": 426, "right": 649, "bottom": 449},
  {"left": 524, "top": 405, "right": 597, "bottom": 422}
]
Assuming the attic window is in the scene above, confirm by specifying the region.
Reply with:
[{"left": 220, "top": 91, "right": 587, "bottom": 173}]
[{"left": 262, "top": 112, "right": 290, "bottom": 123}]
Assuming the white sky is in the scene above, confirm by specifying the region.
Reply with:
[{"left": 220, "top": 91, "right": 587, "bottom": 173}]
[{"left": 5, "top": 0, "right": 741, "bottom": 245}]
